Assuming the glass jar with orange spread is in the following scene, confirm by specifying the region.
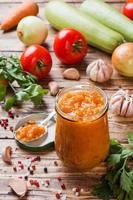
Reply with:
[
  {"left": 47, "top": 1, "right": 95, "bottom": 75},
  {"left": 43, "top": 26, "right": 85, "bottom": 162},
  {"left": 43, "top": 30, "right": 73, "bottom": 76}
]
[{"left": 55, "top": 84, "right": 109, "bottom": 171}]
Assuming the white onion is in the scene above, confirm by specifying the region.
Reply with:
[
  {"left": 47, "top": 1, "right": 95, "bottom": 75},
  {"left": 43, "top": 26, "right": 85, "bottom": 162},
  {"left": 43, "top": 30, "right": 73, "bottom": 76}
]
[{"left": 17, "top": 16, "right": 48, "bottom": 46}]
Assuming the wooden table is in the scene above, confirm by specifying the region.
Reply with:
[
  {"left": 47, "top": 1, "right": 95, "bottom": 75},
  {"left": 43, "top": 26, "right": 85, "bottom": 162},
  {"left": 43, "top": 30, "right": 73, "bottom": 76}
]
[{"left": 0, "top": 0, "right": 132, "bottom": 199}]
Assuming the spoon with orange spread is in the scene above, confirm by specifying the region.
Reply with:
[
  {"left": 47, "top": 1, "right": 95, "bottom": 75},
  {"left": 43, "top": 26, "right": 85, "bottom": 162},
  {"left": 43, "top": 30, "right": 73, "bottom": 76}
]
[{"left": 15, "top": 110, "right": 56, "bottom": 143}]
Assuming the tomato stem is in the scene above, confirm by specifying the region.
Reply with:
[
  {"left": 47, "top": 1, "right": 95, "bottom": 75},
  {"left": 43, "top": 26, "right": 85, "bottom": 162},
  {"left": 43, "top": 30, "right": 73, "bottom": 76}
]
[
  {"left": 72, "top": 40, "right": 83, "bottom": 53},
  {"left": 37, "top": 60, "right": 44, "bottom": 69}
]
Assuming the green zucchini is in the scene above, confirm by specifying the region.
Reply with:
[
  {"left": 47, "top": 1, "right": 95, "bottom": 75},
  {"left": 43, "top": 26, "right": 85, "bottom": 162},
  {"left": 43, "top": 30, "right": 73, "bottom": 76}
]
[
  {"left": 80, "top": 0, "right": 133, "bottom": 42},
  {"left": 45, "top": 1, "right": 124, "bottom": 53}
]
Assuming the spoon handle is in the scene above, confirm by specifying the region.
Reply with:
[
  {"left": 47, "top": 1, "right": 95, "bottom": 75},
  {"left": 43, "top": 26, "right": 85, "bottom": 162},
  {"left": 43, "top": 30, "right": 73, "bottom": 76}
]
[{"left": 40, "top": 110, "right": 56, "bottom": 126}]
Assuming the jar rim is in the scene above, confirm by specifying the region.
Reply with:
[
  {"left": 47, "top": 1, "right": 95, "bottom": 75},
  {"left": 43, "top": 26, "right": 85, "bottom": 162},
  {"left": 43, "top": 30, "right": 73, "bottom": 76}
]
[{"left": 55, "top": 83, "right": 108, "bottom": 122}]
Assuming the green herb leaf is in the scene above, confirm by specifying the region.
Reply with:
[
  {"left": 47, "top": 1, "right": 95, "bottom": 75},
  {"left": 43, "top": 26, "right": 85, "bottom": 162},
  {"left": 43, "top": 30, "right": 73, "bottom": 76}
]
[
  {"left": 92, "top": 135, "right": 133, "bottom": 200},
  {"left": 128, "top": 132, "right": 133, "bottom": 147},
  {"left": 0, "top": 56, "right": 48, "bottom": 109},
  {"left": 108, "top": 154, "right": 121, "bottom": 167},
  {"left": 120, "top": 170, "right": 133, "bottom": 193},
  {"left": 0, "top": 85, "right": 7, "bottom": 101},
  {"left": 4, "top": 96, "right": 16, "bottom": 111},
  {"left": 24, "top": 84, "right": 48, "bottom": 105},
  {"left": 109, "top": 139, "right": 123, "bottom": 154},
  {"left": 93, "top": 178, "right": 112, "bottom": 200},
  {"left": 16, "top": 91, "right": 30, "bottom": 102}
]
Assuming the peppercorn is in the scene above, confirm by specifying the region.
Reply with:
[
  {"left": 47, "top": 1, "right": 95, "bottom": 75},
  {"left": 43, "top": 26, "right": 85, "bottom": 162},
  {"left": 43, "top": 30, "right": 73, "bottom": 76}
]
[
  {"left": 54, "top": 161, "right": 58, "bottom": 166},
  {"left": 24, "top": 176, "right": 28, "bottom": 180},
  {"left": 30, "top": 170, "right": 34, "bottom": 175},
  {"left": 55, "top": 193, "right": 60, "bottom": 199},
  {"left": 61, "top": 183, "right": 66, "bottom": 190},
  {"left": 44, "top": 167, "right": 48, "bottom": 173}
]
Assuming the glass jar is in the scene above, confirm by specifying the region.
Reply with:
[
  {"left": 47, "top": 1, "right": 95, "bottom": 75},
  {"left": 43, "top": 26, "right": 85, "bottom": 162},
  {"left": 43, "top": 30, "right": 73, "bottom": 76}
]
[{"left": 55, "top": 84, "right": 109, "bottom": 171}]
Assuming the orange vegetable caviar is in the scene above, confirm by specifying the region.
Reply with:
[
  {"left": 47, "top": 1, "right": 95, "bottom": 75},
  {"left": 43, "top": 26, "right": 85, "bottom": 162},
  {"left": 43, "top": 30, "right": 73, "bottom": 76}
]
[
  {"left": 55, "top": 84, "right": 110, "bottom": 171},
  {"left": 16, "top": 121, "right": 45, "bottom": 142},
  {"left": 59, "top": 90, "right": 104, "bottom": 121}
]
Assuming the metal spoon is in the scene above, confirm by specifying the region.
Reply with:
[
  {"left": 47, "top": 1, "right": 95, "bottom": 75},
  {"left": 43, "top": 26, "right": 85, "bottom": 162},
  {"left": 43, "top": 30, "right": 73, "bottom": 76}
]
[
  {"left": 39, "top": 110, "right": 56, "bottom": 126},
  {"left": 15, "top": 110, "right": 56, "bottom": 144}
]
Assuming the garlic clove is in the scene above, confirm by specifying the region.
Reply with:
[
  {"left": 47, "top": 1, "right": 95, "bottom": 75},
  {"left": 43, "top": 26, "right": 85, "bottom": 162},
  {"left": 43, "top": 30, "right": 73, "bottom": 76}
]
[
  {"left": 110, "top": 95, "right": 123, "bottom": 105},
  {"left": 120, "top": 100, "right": 130, "bottom": 117},
  {"left": 103, "top": 63, "right": 113, "bottom": 81},
  {"left": 9, "top": 179, "right": 28, "bottom": 197},
  {"left": 63, "top": 68, "right": 80, "bottom": 80},
  {"left": 2, "top": 146, "right": 12, "bottom": 165},
  {"left": 111, "top": 98, "right": 124, "bottom": 115},
  {"left": 48, "top": 81, "right": 59, "bottom": 96},
  {"left": 97, "top": 66, "right": 105, "bottom": 83},
  {"left": 89, "top": 65, "right": 98, "bottom": 81},
  {"left": 126, "top": 102, "right": 133, "bottom": 117}
]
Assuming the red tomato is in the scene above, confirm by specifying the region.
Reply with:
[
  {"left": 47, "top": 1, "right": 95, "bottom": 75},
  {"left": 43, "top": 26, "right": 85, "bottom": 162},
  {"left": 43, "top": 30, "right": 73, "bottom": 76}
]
[
  {"left": 20, "top": 45, "right": 52, "bottom": 80},
  {"left": 54, "top": 28, "right": 88, "bottom": 64},
  {"left": 123, "top": 2, "right": 133, "bottom": 20}
]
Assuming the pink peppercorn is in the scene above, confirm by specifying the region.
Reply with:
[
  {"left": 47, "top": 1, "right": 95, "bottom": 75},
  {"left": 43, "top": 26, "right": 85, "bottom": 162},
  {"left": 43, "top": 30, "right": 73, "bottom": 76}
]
[
  {"left": 19, "top": 164, "right": 24, "bottom": 170},
  {"left": 61, "top": 183, "right": 66, "bottom": 190},
  {"left": 57, "top": 177, "right": 61, "bottom": 182},
  {"left": 76, "top": 186, "right": 80, "bottom": 193},
  {"left": 45, "top": 180, "right": 50, "bottom": 185},
  {"left": 31, "top": 156, "right": 41, "bottom": 162},
  {"left": 32, "top": 165, "right": 36, "bottom": 170},
  {"left": 55, "top": 193, "right": 60, "bottom": 199}
]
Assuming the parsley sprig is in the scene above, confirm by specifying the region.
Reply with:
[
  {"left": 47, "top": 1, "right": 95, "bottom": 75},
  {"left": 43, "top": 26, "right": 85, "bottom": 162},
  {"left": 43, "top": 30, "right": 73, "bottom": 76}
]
[
  {"left": 0, "top": 56, "right": 48, "bottom": 110},
  {"left": 93, "top": 132, "right": 133, "bottom": 200}
]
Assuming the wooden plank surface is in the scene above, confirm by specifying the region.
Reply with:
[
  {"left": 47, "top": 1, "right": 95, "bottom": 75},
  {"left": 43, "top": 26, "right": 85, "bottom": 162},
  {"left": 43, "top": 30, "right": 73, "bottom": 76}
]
[{"left": 0, "top": 0, "right": 132, "bottom": 199}]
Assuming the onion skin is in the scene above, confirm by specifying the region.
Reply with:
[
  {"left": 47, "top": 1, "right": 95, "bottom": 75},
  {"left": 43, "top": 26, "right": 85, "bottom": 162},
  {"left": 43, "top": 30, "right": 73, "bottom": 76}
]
[
  {"left": 17, "top": 16, "right": 48, "bottom": 46},
  {"left": 112, "top": 43, "right": 133, "bottom": 77}
]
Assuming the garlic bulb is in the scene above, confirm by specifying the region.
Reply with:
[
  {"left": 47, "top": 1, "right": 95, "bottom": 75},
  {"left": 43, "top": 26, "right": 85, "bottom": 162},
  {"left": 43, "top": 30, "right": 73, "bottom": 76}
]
[
  {"left": 110, "top": 89, "right": 133, "bottom": 117},
  {"left": 86, "top": 59, "right": 113, "bottom": 83}
]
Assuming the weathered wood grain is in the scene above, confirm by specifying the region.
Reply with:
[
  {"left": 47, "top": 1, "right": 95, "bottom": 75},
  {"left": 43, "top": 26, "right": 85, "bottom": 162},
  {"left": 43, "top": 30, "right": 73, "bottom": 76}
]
[{"left": 0, "top": 0, "right": 133, "bottom": 199}]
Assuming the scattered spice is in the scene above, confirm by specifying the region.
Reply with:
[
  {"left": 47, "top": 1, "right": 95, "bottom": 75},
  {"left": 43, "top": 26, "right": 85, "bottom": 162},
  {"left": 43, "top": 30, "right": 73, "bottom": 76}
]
[
  {"left": 9, "top": 126, "right": 14, "bottom": 132},
  {"left": 24, "top": 176, "right": 28, "bottom": 180},
  {"left": 57, "top": 177, "right": 62, "bottom": 182},
  {"left": 75, "top": 192, "right": 80, "bottom": 196},
  {"left": 19, "top": 164, "right": 24, "bottom": 170},
  {"left": 44, "top": 180, "right": 50, "bottom": 187},
  {"left": 54, "top": 161, "right": 58, "bottom": 166},
  {"left": 75, "top": 187, "right": 80, "bottom": 193},
  {"left": 30, "top": 170, "right": 34, "bottom": 175},
  {"left": 31, "top": 156, "right": 41, "bottom": 162},
  {"left": 61, "top": 183, "right": 66, "bottom": 190},
  {"left": 44, "top": 167, "right": 48, "bottom": 173},
  {"left": 8, "top": 111, "right": 15, "bottom": 119},
  {"left": 72, "top": 187, "right": 81, "bottom": 196},
  {"left": 55, "top": 192, "right": 61, "bottom": 199},
  {"left": 72, "top": 187, "right": 76, "bottom": 193},
  {"left": 30, "top": 179, "right": 40, "bottom": 188},
  {"left": 13, "top": 166, "right": 17, "bottom": 172},
  {"left": 32, "top": 165, "right": 36, "bottom": 171}
]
